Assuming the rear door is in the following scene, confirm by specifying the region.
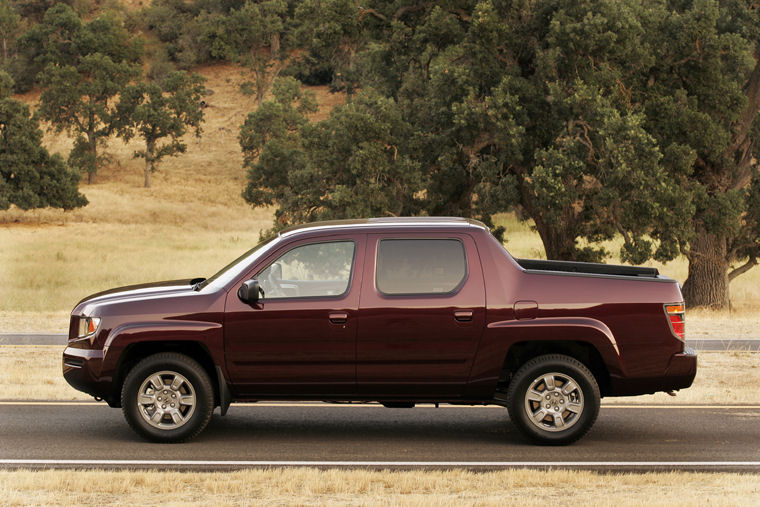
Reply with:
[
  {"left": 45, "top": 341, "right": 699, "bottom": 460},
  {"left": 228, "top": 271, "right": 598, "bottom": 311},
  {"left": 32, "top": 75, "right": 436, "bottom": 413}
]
[
  {"left": 357, "top": 232, "right": 486, "bottom": 397},
  {"left": 225, "top": 234, "right": 365, "bottom": 396}
]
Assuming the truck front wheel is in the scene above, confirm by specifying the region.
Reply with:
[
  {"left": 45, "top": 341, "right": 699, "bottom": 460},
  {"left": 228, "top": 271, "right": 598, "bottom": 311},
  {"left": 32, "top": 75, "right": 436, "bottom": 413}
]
[
  {"left": 506, "top": 354, "right": 600, "bottom": 445},
  {"left": 121, "top": 352, "right": 214, "bottom": 443}
]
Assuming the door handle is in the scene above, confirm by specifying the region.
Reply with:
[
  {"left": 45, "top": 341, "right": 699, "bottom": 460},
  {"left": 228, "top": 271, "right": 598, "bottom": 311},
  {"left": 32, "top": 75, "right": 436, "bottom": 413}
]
[
  {"left": 329, "top": 312, "right": 348, "bottom": 325},
  {"left": 454, "top": 310, "right": 473, "bottom": 322}
]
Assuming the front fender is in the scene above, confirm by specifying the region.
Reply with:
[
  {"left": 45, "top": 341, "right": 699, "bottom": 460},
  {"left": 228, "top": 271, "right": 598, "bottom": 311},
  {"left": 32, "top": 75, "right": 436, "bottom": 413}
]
[{"left": 101, "top": 320, "right": 225, "bottom": 377}]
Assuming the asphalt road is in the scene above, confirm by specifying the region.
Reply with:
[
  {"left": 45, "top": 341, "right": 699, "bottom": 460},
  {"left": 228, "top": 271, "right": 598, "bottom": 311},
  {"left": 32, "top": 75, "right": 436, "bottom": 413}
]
[{"left": 1, "top": 402, "right": 758, "bottom": 471}]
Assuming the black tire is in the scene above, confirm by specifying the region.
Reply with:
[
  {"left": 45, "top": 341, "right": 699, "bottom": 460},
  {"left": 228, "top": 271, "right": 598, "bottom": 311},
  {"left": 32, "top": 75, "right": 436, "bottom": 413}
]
[
  {"left": 121, "top": 352, "right": 214, "bottom": 443},
  {"left": 506, "top": 354, "right": 600, "bottom": 445}
]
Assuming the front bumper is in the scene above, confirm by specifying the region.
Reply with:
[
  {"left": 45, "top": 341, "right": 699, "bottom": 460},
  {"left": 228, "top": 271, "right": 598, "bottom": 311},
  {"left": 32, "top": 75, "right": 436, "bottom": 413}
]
[{"left": 62, "top": 347, "right": 112, "bottom": 401}]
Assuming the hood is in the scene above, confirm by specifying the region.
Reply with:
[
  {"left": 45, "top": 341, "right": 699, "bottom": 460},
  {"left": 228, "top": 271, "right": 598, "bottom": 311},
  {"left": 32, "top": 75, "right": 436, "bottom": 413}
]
[{"left": 74, "top": 279, "right": 200, "bottom": 312}]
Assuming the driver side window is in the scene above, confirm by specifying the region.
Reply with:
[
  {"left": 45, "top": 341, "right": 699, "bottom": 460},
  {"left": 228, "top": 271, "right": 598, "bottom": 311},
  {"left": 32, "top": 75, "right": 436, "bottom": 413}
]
[{"left": 255, "top": 241, "right": 355, "bottom": 299}]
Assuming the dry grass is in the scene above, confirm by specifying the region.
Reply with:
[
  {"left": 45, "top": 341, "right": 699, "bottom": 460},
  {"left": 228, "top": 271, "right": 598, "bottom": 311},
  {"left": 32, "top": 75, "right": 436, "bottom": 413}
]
[
  {"left": 0, "top": 346, "right": 90, "bottom": 400},
  {"left": 1, "top": 213, "right": 758, "bottom": 334},
  {"left": 0, "top": 346, "right": 756, "bottom": 403},
  {"left": 0, "top": 468, "right": 758, "bottom": 506}
]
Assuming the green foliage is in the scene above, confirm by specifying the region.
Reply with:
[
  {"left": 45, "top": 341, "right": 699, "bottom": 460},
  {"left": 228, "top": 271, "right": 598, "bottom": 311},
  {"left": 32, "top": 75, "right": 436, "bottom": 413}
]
[
  {"left": 0, "top": 0, "right": 20, "bottom": 65},
  {"left": 10, "top": 0, "right": 90, "bottom": 23},
  {"left": 140, "top": 0, "right": 240, "bottom": 69},
  {"left": 288, "top": 0, "right": 364, "bottom": 91},
  {"left": 203, "top": 0, "right": 288, "bottom": 104},
  {"left": 117, "top": 71, "right": 206, "bottom": 187},
  {"left": 0, "top": 96, "right": 86, "bottom": 210},
  {"left": 241, "top": 77, "right": 427, "bottom": 231},
  {"left": 0, "top": 68, "right": 12, "bottom": 97},
  {"left": 0, "top": 0, "right": 25, "bottom": 90}
]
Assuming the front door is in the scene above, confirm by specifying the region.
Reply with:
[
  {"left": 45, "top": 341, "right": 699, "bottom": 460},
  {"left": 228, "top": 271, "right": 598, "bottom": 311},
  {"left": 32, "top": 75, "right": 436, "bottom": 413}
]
[
  {"left": 225, "top": 234, "right": 364, "bottom": 396},
  {"left": 357, "top": 233, "right": 486, "bottom": 398}
]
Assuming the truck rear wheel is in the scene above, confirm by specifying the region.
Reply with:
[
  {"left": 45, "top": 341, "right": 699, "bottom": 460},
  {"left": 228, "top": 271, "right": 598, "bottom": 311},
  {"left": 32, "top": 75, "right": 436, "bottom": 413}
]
[
  {"left": 121, "top": 352, "right": 214, "bottom": 443},
  {"left": 506, "top": 354, "right": 600, "bottom": 445}
]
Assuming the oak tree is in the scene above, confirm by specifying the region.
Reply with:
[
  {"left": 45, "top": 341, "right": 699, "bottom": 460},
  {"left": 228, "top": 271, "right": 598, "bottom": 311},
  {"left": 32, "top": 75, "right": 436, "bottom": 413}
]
[
  {"left": 116, "top": 71, "right": 205, "bottom": 188},
  {"left": 29, "top": 4, "right": 142, "bottom": 183}
]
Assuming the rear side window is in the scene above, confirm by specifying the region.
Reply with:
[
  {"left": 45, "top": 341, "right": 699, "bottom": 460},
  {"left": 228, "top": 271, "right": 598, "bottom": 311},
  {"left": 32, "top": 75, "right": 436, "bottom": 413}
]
[{"left": 376, "top": 239, "right": 467, "bottom": 295}]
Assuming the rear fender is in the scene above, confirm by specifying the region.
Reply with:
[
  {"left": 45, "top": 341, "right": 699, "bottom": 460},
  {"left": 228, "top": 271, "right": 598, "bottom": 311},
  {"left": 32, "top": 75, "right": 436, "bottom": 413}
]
[{"left": 489, "top": 317, "right": 625, "bottom": 378}]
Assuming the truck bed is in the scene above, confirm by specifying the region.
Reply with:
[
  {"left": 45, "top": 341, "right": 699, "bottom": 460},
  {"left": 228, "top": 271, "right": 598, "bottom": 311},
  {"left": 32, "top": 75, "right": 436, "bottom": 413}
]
[{"left": 515, "top": 258, "right": 659, "bottom": 278}]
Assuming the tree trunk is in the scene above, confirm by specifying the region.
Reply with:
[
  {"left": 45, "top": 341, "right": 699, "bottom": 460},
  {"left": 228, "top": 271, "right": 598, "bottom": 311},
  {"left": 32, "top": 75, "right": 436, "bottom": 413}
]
[
  {"left": 144, "top": 140, "right": 154, "bottom": 188},
  {"left": 270, "top": 33, "right": 280, "bottom": 58},
  {"left": 2, "top": 38, "right": 7, "bottom": 66},
  {"left": 682, "top": 229, "right": 731, "bottom": 309},
  {"left": 86, "top": 132, "right": 97, "bottom": 184},
  {"left": 532, "top": 215, "right": 580, "bottom": 260}
]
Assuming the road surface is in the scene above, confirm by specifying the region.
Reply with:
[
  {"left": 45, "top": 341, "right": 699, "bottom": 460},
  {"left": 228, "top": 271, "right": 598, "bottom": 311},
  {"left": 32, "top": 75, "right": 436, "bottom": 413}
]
[{"left": 1, "top": 401, "right": 758, "bottom": 471}]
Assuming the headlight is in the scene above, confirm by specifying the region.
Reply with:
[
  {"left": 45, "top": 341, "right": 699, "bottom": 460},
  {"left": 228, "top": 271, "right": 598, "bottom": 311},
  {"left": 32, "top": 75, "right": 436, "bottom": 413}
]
[{"left": 78, "top": 316, "right": 101, "bottom": 338}]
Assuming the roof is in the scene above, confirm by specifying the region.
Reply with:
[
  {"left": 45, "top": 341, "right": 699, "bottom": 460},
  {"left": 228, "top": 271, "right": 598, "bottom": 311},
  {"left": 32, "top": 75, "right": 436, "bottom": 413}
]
[{"left": 278, "top": 217, "right": 488, "bottom": 237}]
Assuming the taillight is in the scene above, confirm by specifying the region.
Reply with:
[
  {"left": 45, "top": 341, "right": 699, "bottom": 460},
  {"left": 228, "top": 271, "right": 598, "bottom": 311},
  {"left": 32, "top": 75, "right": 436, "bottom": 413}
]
[{"left": 665, "top": 303, "right": 685, "bottom": 341}]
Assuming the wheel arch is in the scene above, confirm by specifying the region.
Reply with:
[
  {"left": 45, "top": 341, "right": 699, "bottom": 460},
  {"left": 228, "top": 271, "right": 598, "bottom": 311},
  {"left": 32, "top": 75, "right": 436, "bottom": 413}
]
[
  {"left": 499, "top": 340, "right": 612, "bottom": 397},
  {"left": 109, "top": 341, "right": 221, "bottom": 408}
]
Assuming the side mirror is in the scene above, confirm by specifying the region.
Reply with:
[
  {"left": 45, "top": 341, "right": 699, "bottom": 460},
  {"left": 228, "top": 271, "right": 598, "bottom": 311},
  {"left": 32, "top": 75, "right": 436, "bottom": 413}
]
[{"left": 238, "top": 279, "right": 264, "bottom": 304}]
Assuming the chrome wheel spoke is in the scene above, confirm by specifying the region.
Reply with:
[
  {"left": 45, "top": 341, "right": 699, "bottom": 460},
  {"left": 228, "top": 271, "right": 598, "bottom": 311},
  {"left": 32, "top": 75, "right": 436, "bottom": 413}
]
[
  {"left": 150, "top": 410, "right": 164, "bottom": 423},
  {"left": 170, "top": 376, "right": 183, "bottom": 391},
  {"left": 561, "top": 380, "right": 578, "bottom": 396},
  {"left": 543, "top": 375, "right": 555, "bottom": 390},
  {"left": 526, "top": 389, "right": 544, "bottom": 403},
  {"left": 553, "top": 413, "right": 565, "bottom": 428},
  {"left": 532, "top": 408, "right": 548, "bottom": 423},
  {"left": 149, "top": 375, "right": 164, "bottom": 390},
  {"left": 138, "top": 394, "right": 154, "bottom": 405},
  {"left": 179, "top": 395, "right": 194, "bottom": 406},
  {"left": 170, "top": 410, "right": 184, "bottom": 425},
  {"left": 566, "top": 401, "right": 582, "bottom": 414}
]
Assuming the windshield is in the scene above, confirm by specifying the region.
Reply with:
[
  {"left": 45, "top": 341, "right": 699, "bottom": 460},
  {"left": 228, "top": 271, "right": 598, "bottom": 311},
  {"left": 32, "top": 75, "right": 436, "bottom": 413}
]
[{"left": 196, "top": 234, "right": 280, "bottom": 292}]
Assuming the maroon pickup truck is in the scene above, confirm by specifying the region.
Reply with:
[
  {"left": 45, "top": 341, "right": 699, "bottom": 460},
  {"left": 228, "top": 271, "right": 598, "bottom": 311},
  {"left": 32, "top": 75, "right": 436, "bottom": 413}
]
[{"left": 63, "top": 217, "right": 696, "bottom": 444}]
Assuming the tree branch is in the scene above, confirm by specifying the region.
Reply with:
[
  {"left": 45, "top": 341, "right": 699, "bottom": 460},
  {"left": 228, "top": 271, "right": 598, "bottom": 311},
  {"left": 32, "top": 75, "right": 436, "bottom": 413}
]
[
  {"left": 356, "top": 5, "right": 386, "bottom": 22},
  {"left": 728, "top": 256, "right": 758, "bottom": 281},
  {"left": 393, "top": 3, "right": 432, "bottom": 20},
  {"left": 724, "top": 49, "right": 760, "bottom": 164}
]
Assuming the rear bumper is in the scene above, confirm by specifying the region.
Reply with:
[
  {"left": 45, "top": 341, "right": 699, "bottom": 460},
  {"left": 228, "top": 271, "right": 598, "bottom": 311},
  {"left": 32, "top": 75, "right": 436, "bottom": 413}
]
[
  {"left": 663, "top": 345, "right": 698, "bottom": 390},
  {"left": 608, "top": 346, "right": 697, "bottom": 396},
  {"left": 62, "top": 347, "right": 113, "bottom": 401}
]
